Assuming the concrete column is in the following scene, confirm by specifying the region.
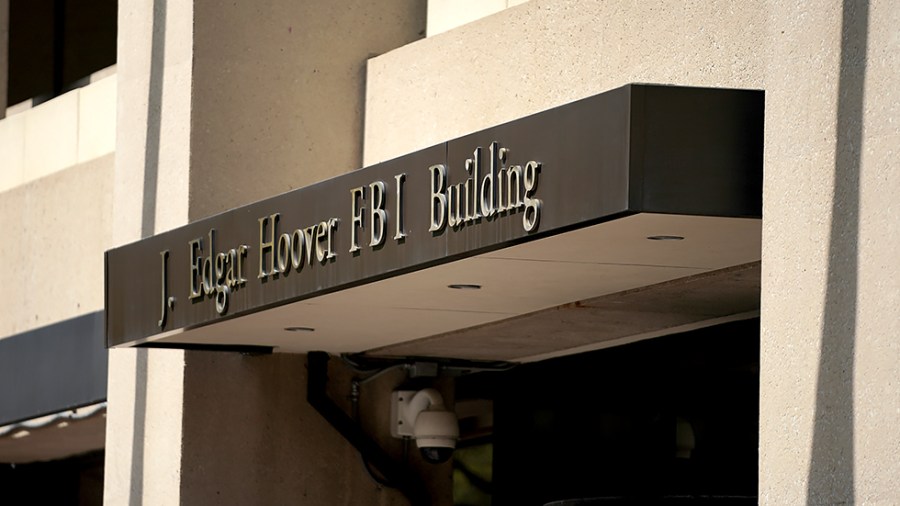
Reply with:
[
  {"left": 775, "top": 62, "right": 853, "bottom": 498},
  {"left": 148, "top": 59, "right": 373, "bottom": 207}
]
[
  {"left": 187, "top": 0, "right": 427, "bottom": 221},
  {"left": 363, "top": 0, "right": 899, "bottom": 502},
  {"left": 104, "top": 348, "right": 185, "bottom": 505},
  {"left": 106, "top": 0, "right": 193, "bottom": 503},
  {"left": 108, "top": 0, "right": 428, "bottom": 503},
  {"left": 759, "top": 0, "right": 900, "bottom": 503}
]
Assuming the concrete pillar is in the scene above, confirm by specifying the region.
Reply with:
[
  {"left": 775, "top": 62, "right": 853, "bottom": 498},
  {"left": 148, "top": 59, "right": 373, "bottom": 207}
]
[
  {"left": 113, "top": 0, "right": 194, "bottom": 245},
  {"left": 759, "top": 0, "right": 900, "bottom": 503},
  {"left": 108, "top": 0, "right": 428, "bottom": 503}
]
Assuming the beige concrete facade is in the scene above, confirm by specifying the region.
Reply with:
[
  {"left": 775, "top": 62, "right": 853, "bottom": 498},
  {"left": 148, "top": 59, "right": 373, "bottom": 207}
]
[
  {"left": 0, "top": 4, "right": 117, "bottom": 477},
  {"left": 105, "top": 0, "right": 195, "bottom": 498},
  {"left": 0, "top": 74, "right": 117, "bottom": 193},
  {"left": 188, "top": 0, "right": 427, "bottom": 221},
  {"left": 363, "top": 0, "right": 899, "bottom": 502},
  {"left": 177, "top": 352, "right": 419, "bottom": 506},
  {"left": 0, "top": 153, "right": 114, "bottom": 339},
  {"left": 105, "top": 0, "right": 431, "bottom": 504},
  {"left": 2, "top": 0, "right": 897, "bottom": 504}
]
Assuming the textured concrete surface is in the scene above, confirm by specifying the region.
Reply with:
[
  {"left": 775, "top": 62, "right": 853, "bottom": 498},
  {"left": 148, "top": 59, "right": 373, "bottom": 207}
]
[
  {"left": 77, "top": 74, "right": 117, "bottom": 164},
  {"left": 365, "top": 0, "right": 767, "bottom": 165},
  {"left": 22, "top": 92, "right": 78, "bottom": 180},
  {"left": 101, "top": 0, "right": 898, "bottom": 502},
  {"left": 113, "top": 0, "right": 193, "bottom": 243},
  {"left": 0, "top": 154, "right": 113, "bottom": 339},
  {"left": 105, "top": 1, "right": 194, "bottom": 503},
  {"left": 0, "top": 75, "right": 116, "bottom": 193},
  {"left": 104, "top": 348, "right": 185, "bottom": 506},
  {"left": 365, "top": 0, "right": 899, "bottom": 502},
  {"left": 0, "top": 110, "right": 23, "bottom": 191},
  {"left": 108, "top": 1, "right": 429, "bottom": 504},
  {"left": 187, "top": 0, "right": 426, "bottom": 222},
  {"left": 373, "top": 263, "right": 761, "bottom": 361}
]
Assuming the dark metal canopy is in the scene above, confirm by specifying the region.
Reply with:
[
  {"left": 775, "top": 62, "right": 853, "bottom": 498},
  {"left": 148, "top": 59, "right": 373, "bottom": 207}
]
[{"left": 105, "top": 84, "right": 764, "bottom": 352}]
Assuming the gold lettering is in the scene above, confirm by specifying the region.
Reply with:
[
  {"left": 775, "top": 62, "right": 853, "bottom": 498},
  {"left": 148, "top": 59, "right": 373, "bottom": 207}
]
[
  {"left": 277, "top": 233, "right": 291, "bottom": 274},
  {"left": 258, "top": 213, "right": 279, "bottom": 278},
  {"left": 237, "top": 245, "right": 249, "bottom": 283},
  {"left": 291, "top": 229, "right": 306, "bottom": 270},
  {"left": 303, "top": 225, "right": 317, "bottom": 265},
  {"left": 349, "top": 186, "right": 364, "bottom": 253},
  {"left": 393, "top": 174, "right": 406, "bottom": 240},
  {"left": 226, "top": 249, "right": 237, "bottom": 287},
  {"left": 189, "top": 238, "right": 203, "bottom": 300},
  {"left": 202, "top": 229, "right": 215, "bottom": 295},
  {"left": 326, "top": 218, "right": 339, "bottom": 259},
  {"left": 369, "top": 181, "right": 386, "bottom": 247},
  {"left": 159, "top": 250, "right": 170, "bottom": 328},
  {"left": 429, "top": 164, "right": 447, "bottom": 232},
  {"left": 506, "top": 165, "right": 523, "bottom": 209}
]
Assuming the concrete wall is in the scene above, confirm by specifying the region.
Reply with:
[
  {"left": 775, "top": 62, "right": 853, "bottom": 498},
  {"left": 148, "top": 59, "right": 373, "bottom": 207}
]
[
  {"left": 0, "top": 73, "right": 116, "bottom": 193},
  {"left": 0, "top": 154, "right": 113, "bottom": 339},
  {"left": 365, "top": 0, "right": 767, "bottom": 165},
  {"left": 105, "top": 0, "right": 195, "bottom": 502},
  {"left": 364, "top": 0, "right": 899, "bottom": 503},
  {"left": 188, "top": 0, "right": 427, "bottom": 221},
  {"left": 107, "top": 0, "right": 430, "bottom": 504},
  {"left": 104, "top": 0, "right": 897, "bottom": 502}
]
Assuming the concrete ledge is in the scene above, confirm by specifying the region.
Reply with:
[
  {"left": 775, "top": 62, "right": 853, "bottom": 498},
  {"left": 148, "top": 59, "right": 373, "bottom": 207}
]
[
  {"left": 0, "top": 72, "right": 117, "bottom": 193},
  {"left": 364, "top": 0, "right": 766, "bottom": 165}
]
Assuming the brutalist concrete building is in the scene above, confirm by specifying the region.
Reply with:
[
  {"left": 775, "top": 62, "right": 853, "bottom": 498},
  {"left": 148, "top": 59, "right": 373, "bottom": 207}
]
[{"left": 0, "top": 1, "right": 897, "bottom": 504}]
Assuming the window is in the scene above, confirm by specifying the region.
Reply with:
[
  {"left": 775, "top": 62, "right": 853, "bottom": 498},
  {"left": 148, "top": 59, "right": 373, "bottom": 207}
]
[{"left": 7, "top": 0, "right": 116, "bottom": 106}]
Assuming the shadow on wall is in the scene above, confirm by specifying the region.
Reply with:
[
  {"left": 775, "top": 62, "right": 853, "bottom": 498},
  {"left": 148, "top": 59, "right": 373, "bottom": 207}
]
[
  {"left": 142, "top": 0, "right": 167, "bottom": 240},
  {"left": 129, "top": 349, "right": 148, "bottom": 506},
  {"left": 130, "top": 0, "right": 168, "bottom": 502},
  {"left": 807, "top": 0, "right": 868, "bottom": 503}
]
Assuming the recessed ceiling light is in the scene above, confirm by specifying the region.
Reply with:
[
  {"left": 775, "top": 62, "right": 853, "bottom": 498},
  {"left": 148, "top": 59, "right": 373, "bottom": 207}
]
[
  {"left": 284, "top": 326, "right": 315, "bottom": 332},
  {"left": 647, "top": 235, "right": 684, "bottom": 241},
  {"left": 448, "top": 284, "right": 482, "bottom": 290}
]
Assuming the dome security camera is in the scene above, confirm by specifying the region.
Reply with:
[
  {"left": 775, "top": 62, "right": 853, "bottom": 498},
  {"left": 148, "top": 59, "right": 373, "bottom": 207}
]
[{"left": 390, "top": 388, "right": 459, "bottom": 464}]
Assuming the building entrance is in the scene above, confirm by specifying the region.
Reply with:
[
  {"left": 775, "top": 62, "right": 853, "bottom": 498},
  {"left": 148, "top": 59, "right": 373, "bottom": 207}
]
[{"left": 453, "top": 318, "right": 760, "bottom": 505}]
